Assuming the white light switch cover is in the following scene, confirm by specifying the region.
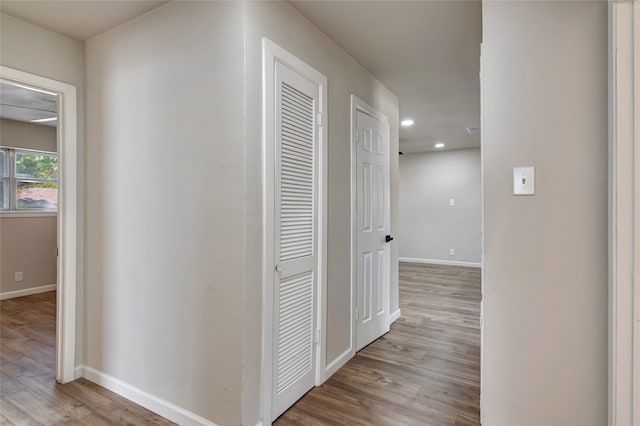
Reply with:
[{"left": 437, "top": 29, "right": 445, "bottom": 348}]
[{"left": 513, "top": 167, "right": 535, "bottom": 195}]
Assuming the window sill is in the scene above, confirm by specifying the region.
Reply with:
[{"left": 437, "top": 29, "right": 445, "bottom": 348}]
[{"left": 0, "top": 211, "right": 57, "bottom": 218}]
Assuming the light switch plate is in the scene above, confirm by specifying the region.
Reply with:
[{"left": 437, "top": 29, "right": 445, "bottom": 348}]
[
  {"left": 449, "top": 198, "right": 455, "bottom": 206},
  {"left": 513, "top": 167, "right": 535, "bottom": 195}
]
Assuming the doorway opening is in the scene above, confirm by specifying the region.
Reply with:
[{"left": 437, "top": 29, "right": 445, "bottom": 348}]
[{"left": 0, "top": 66, "right": 78, "bottom": 384}]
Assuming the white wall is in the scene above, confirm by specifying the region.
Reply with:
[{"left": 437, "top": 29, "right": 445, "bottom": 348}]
[
  {"left": 0, "top": 12, "right": 85, "bottom": 364},
  {"left": 242, "top": 2, "right": 399, "bottom": 424},
  {"left": 84, "top": 3, "right": 244, "bottom": 424},
  {"left": 1, "top": 119, "right": 57, "bottom": 295},
  {"left": 482, "top": 2, "right": 608, "bottom": 425},
  {"left": 399, "top": 148, "right": 481, "bottom": 265}
]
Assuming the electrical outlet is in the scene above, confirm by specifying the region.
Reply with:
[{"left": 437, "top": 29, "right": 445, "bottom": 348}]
[
  {"left": 449, "top": 249, "right": 455, "bottom": 256},
  {"left": 15, "top": 272, "right": 23, "bottom": 282}
]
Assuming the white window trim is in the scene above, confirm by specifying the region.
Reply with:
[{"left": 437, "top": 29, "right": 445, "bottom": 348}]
[{"left": 0, "top": 212, "right": 57, "bottom": 219}]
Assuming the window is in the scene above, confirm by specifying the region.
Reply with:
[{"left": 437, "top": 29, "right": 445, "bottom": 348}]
[
  {"left": 0, "top": 147, "right": 58, "bottom": 212},
  {"left": 0, "top": 149, "right": 8, "bottom": 209}
]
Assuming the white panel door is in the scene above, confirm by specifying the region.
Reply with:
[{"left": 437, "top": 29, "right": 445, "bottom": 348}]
[
  {"left": 272, "top": 61, "right": 319, "bottom": 421},
  {"left": 356, "top": 110, "right": 391, "bottom": 351}
]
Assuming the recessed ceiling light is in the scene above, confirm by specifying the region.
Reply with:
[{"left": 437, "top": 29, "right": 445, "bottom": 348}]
[
  {"left": 434, "top": 143, "right": 445, "bottom": 149},
  {"left": 30, "top": 117, "right": 57, "bottom": 123},
  {"left": 401, "top": 119, "right": 414, "bottom": 127}
]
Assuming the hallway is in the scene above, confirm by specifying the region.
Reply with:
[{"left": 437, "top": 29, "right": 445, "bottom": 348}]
[{"left": 275, "top": 263, "right": 481, "bottom": 426}]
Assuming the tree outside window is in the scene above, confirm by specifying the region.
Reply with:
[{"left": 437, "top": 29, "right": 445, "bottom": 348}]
[{"left": 0, "top": 147, "right": 58, "bottom": 211}]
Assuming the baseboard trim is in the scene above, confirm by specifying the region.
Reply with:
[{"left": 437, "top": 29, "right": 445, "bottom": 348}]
[
  {"left": 324, "top": 347, "right": 354, "bottom": 381},
  {"left": 79, "top": 365, "right": 218, "bottom": 426},
  {"left": 74, "top": 365, "right": 83, "bottom": 380},
  {"left": 399, "top": 257, "right": 482, "bottom": 268},
  {"left": 0, "top": 284, "right": 56, "bottom": 300},
  {"left": 389, "top": 308, "right": 401, "bottom": 324}
]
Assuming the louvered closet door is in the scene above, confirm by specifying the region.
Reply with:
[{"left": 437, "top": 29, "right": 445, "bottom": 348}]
[{"left": 272, "top": 61, "right": 320, "bottom": 421}]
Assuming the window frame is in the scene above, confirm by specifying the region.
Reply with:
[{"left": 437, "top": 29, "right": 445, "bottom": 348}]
[
  {"left": 0, "top": 147, "right": 8, "bottom": 210},
  {"left": 0, "top": 146, "right": 58, "bottom": 213}
]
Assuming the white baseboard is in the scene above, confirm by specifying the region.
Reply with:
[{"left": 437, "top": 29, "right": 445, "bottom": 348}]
[
  {"left": 389, "top": 308, "right": 401, "bottom": 324},
  {"left": 79, "top": 365, "right": 218, "bottom": 426},
  {"left": 324, "top": 347, "right": 354, "bottom": 382},
  {"left": 0, "top": 284, "right": 56, "bottom": 300},
  {"left": 74, "top": 365, "right": 83, "bottom": 380},
  {"left": 399, "top": 257, "right": 482, "bottom": 268}
]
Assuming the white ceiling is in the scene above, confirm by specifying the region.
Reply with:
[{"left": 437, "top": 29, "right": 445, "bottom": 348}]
[
  {"left": 1, "top": 1, "right": 481, "bottom": 152},
  {"left": 290, "top": 1, "right": 482, "bottom": 153},
  {"left": 0, "top": 81, "right": 58, "bottom": 127},
  {"left": 0, "top": 0, "right": 168, "bottom": 41}
]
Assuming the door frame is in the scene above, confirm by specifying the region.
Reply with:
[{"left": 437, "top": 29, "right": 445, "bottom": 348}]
[
  {"left": 608, "top": 1, "right": 639, "bottom": 424},
  {"left": 344, "top": 95, "right": 391, "bottom": 369},
  {"left": 261, "top": 38, "right": 328, "bottom": 424},
  {"left": 0, "top": 66, "right": 78, "bottom": 384}
]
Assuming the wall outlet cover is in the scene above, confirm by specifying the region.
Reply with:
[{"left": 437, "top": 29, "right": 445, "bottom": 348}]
[{"left": 15, "top": 272, "right": 23, "bottom": 282}]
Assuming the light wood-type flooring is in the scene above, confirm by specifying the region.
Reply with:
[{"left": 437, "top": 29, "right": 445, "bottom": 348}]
[
  {"left": 1, "top": 263, "right": 480, "bottom": 425},
  {"left": 0, "top": 291, "right": 175, "bottom": 425},
  {"left": 275, "top": 263, "right": 481, "bottom": 426}
]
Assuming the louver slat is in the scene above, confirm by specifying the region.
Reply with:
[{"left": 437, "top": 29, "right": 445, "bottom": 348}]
[
  {"left": 279, "top": 82, "right": 315, "bottom": 262},
  {"left": 276, "top": 271, "right": 314, "bottom": 393}
]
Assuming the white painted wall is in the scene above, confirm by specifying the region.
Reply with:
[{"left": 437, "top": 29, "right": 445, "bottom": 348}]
[
  {"left": 84, "top": 3, "right": 244, "bottom": 424},
  {"left": 482, "top": 2, "right": 608, "bottom": 425},
  {"left": 399, "top": 148, "right": 481, "bottom": 265},
  {"left": 242, "top": 2, "right": 399, "bottom": 424},
  {"left": 0, "top": 12, "right": 85, "bottom": 364}
]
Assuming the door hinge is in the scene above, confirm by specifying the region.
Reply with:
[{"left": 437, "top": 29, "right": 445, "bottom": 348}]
[
  {"left": 355, "top": 307, "right": 359, "bottom": 321},
  {"left": 355, "top": 131, "right": 359, "bottom": 143},
  {"left": 317, "top": 112, "right": 322, "bottom": 127},
  {"left": 315, "top": 330, "right": 320, "bottom": 346}
]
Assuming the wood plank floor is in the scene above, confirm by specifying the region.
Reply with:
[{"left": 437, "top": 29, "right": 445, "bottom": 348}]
[
  {"left": 275, "top": 263, "right": 482, "bottom": 426},
  {"left": 0, "top": 291, "right": 175, "bottom": 425},
  {"left": 1, "top": 264, "right": 480, "bottom": 425}
]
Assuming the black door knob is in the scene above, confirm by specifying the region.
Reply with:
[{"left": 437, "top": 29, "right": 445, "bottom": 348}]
[{"left": 385, "top": 235, "right": 394, "bottom": 243}]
